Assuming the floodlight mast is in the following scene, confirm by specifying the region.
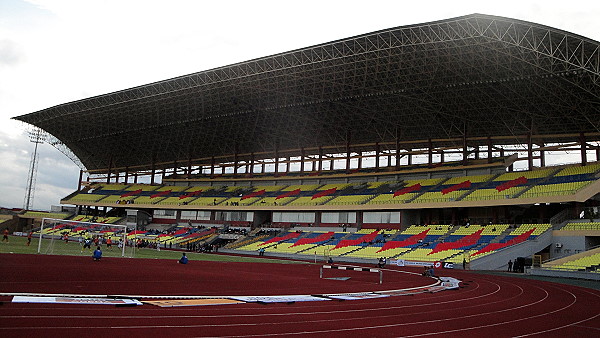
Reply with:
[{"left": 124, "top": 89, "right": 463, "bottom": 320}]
[{"left": 23, "top": 127, "right": 47, "bottom": 211}]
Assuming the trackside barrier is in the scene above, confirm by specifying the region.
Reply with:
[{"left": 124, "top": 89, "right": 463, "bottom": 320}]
[{"left": 320, "top": 265, "right": 383, "bottom": 284}]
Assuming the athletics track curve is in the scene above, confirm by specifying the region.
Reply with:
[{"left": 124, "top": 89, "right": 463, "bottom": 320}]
[{"left": 0, "top": 254, "right": 599, "bottom": 337}]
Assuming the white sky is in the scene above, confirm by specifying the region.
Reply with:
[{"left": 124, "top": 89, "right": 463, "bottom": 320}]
[{"left": 0, "top": 0, "right": 599, "bottom": 210}]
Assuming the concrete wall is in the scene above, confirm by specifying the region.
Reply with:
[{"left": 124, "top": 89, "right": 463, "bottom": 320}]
[
  {"left": 550, "top": 235, "right": 587, "bottom": 259},
  {"left": 527, "top": 267, "right": 600, "bottom": 281}
]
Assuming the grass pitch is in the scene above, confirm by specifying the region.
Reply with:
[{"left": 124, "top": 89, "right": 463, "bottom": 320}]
[{"left": 0, "top": 234, "right": 303, "bottom": 264}]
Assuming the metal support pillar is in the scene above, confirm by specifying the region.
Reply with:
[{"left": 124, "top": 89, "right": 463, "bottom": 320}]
[
  {"left": 487, "top": 137, "right": 493, "bottom": 163},
  {"left": 318, "top": 146, "right": 323, "bottom": 172},
  {"left": 527, "top": 133, "right": 534, "bottom": 170},
  {"left": 395, "top": 138, "right": 401, "bottom": 170},
  {"left": 427, "top": 139, "right": 433, "bottom": 165},
  {"left": 375, "top": 142, "right": 380, "bottom": 171},
  {"left": 580, "top": 132, "right": 587, "bottom": 166}
]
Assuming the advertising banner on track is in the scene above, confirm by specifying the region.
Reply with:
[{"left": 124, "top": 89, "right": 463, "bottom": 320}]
[
  {"left": 325, "top": 293, "right": 390, "bottom": 300},
  {"left": 389, "top": 259, "right": 453, "bottom": 269},
  {"left": 229, "top": 295, "right": 330, "bottom": 303},
  {"left": 12, "top": 296, "right": 142, "bottom": 305},
  {"left": 144, "top": 299, "right": 244, "bottom": 307}
]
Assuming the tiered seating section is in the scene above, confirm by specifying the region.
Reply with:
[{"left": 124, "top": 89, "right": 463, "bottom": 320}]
[
  {"left": 562, "top": 222, "right": 600, "bottom": 231},
  {"left": 21, "top": 211, "right": 71, "bottom": 219},
  {"left": 234, "top": 223, "right": 552, "bottom": 263},
  {"left": 544, "top": 250, "right": 600, "bottom": 272},
  {"left": 63, "top": 162, "right": 600, "bottom": 207}
]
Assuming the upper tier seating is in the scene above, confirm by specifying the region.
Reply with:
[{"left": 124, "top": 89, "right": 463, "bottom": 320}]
[{"left": 62, "top": 162, "right": 600, "bottom": 207}]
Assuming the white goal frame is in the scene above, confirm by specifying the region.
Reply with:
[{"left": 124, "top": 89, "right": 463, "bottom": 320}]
[{"left": 38, "top": 218, "right": 128, "bottom": 257}]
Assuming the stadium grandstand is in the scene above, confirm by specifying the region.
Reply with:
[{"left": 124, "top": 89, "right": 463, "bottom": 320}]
[{"left": 9, "top": 14, "right": 600, "bottom": 278}]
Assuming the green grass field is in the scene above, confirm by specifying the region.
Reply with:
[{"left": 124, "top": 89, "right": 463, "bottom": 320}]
[{"left": 0, "top": 235, "right": 304, "bottom": 264}]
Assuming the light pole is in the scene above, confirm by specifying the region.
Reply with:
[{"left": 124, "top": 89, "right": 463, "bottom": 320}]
[{"left": 23, "top": 127, "right": 47, "bottom": 211}]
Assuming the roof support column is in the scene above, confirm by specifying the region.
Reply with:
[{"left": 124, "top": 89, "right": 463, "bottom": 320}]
[
  {"left": 134, "top": 172, "right": 138, "bottom": 183},
  {"left": 407, "top": 148, "right": 412, "bottom": 166},
  {"left": 527, "top": 133, "right": 534, "bottom": 170},
  {"left": 318, "top": 146, "right": 323, "bottom": 172},
  {"left": 78, "top": 170, "right": 83, "bottom": 191},
  {"left": 233, "top": 151, "right": 239, "bottom": 175},
  {"left": 596, "top": 145, "right": 600, "bottom": 162},
  {"left": 487, "top": 137, "right": 493, "bottom": 163},
  {"left": 358, "top": 150, "right": 362, "bottom": 169},
  {"left": 274, "top": 148, "right": 279, "bottom": 175},
  {"left": 539, "top": 145, "right": 546, "bottom": 167},
  {"left": 234, "top": 153, "right": 239, "bottom": 176},
  {"left": 427, "top": 139, "right": 433, "bottom": 165},
  {"left": 462, "top": 133, "right": 468, "bottom": 165},
  {"left": 106, "top": 157, "right": 113, "bottom": 184},
  {"left": 124, "top": 167, "right": 129, "bottom": 184},
  {"left": 346, "top": 141, "right": 351, "bottom": 173},
  {"left": 375, "top": 142, "right": 380, "bottom": 171},
  {"left": 300, "top": 148, "right": 305, "bottom": 173},
  {"left": 187, "top": 156, "right": 192, "bottom": 179},
  {"left": 580, "top": 132, "right": 587, "bottom": 166},
  {"left": 150, "top": 154, "right": 156, "bottom": 184},
  {"left": 210, "top": 157, "right": 215, "bottom": 178},
  {"left": 249, "top": 153, "right": 255, "bottom": 177},
  {"left": 395, "top": 138, "right": 400, "bottom": 170}
]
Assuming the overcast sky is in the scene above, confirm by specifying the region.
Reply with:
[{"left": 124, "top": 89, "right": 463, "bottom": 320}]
[{"left": 1, "top": 0, "right": 599, "bottom": 211}]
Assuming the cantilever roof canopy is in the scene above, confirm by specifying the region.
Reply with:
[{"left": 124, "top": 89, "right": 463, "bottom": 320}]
[{"left": 14, "top": 14, "right": 600, "bottom": 172}]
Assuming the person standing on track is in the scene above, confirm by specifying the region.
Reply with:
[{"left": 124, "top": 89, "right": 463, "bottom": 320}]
[
  {"left": 2, "top": 228, "right": 9, "bottom": 242},
  {"left": 508, "top": 259, "right": 513, "bottom": 272}
]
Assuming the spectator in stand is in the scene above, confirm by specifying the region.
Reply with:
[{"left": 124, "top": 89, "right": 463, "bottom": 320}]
[
  {"left": 178, "top": 253, "right": 188, "bottom": 264},
  {"left": 92, "top": 246, "right": 102, "bottom": 261}
]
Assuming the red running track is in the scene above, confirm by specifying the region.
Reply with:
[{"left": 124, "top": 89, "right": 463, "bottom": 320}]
[{"left": 0, "top": 253, "right": 599, "bottom": 337}]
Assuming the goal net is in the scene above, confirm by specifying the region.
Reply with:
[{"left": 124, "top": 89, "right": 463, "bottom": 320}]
[{"left": 37, "top": 218, "right": 128, "bottom": 257}]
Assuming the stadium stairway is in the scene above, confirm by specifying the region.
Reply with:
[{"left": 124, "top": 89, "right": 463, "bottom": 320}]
[{"left": 470, "top": 227, "right": 553, "bottom": 270}]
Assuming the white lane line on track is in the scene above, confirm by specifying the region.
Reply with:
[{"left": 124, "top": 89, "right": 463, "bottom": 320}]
[
  {"left": 0, "top": 281, "right": 501, "bottom": 322},
  {"left": 512, "top": 286, "right": 600, "bottom": 337},
  {"left": 1, "top": 280, "right": 513, "bottom": 331},
  {"left": 9, "top": 274, "right": 590, "bottom": 337}
]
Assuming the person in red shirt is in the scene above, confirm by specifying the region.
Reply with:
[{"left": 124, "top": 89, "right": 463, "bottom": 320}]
[
  {"left": 27, "top": 231, "right": 32, "bottom": 246},
  {"left": 2, "top": 228, "right": 8, "bottom": 242}
]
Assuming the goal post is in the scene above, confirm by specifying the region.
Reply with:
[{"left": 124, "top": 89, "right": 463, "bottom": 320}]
[{"left": 37, "top": 218, "right": 128, "bottom": 257}]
